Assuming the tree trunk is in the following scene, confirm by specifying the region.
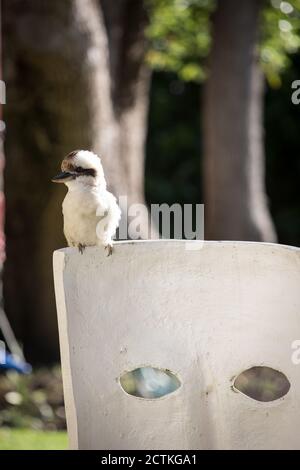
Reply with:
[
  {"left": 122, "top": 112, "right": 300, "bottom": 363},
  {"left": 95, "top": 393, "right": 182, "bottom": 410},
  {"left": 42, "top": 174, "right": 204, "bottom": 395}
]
[
  {"left": 3, "top": 0, "right": 150, "bottom": 361},
  {"left": 203, "top": 0, "right": 276, "bottom": 242},
  {"left": 101, "top": 0, "right": 151, "bottom": 232}
]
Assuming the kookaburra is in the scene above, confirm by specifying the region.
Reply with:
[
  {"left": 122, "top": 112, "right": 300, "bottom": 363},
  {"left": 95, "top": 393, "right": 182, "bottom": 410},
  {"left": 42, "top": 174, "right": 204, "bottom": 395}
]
[{"left": 52, "top": 150, "right": 121, "bottom": 256}]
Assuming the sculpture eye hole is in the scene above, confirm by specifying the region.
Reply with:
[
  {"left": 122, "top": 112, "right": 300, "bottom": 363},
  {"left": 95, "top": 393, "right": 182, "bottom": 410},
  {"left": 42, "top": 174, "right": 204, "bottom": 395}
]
[
  {"left": 120, "top": 367, "right": 181, "bottom": 399},
  {"left": 233, "top": 366, "right": 290, "bottom": 402}
]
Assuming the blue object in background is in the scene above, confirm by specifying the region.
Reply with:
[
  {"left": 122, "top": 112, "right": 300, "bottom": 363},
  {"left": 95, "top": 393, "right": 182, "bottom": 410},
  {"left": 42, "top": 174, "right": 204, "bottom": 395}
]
[{"left": 0, "top": 352, "right": 31, "bottom": 374}]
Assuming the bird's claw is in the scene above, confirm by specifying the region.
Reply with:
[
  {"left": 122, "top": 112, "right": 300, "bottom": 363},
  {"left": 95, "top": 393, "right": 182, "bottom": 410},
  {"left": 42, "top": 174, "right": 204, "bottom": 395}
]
[
  {"left": 78, "top": 243, "right": 86, "bottom": 255},
  {"left": 105, "top": 244, "right": 113, "bottom": 257}
]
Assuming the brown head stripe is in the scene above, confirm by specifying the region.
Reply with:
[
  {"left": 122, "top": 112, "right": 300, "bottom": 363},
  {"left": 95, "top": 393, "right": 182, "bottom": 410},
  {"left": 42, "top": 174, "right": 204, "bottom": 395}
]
[
  {"left": 61, "top": 151, "right": 96, "bottom": 177},
  {"left": 79, "top": 168, "right": 96, "bottom": 177},
  {"left": 61, "top": 150, "right": 79, "bottom": 171},
  {"left": 66, "top": 150, "right": 80, "bottom": 160},
  {"left": 61, "top": 159, "right": 75, "bottom": 172}
]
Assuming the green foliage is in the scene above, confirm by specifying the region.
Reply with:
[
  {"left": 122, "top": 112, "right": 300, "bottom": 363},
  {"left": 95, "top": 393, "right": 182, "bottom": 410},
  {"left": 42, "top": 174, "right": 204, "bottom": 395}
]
[
  {"left": 146, "top": 0, "right": 300, "bottom": 85},
  {"left": 146, "top": 0, "right": 215, "bottom": 82},
  {"left": 261, "top": 1, "right": 300, "bottom": 86}
]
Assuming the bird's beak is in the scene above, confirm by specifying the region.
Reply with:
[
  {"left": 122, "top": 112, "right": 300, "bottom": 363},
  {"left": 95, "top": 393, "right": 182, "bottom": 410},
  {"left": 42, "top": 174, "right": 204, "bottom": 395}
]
[{"left": 51, "top": 171, "right": 74, "bottom": 183}]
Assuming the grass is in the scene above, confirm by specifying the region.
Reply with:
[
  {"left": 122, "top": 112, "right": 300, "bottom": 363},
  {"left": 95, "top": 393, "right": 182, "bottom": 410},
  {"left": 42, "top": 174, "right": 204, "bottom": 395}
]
[{"left": 0, "top": 428, "right": 68, "bottom": 450}]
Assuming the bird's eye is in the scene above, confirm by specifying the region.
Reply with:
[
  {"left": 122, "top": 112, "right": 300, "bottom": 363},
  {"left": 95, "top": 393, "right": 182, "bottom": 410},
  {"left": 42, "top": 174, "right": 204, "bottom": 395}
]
[
  {"left": 74, "top": 166, "right": 96, "bottom": 177},
  {"left": 76, "top": 166, "right": 85, "bottom": 173}
]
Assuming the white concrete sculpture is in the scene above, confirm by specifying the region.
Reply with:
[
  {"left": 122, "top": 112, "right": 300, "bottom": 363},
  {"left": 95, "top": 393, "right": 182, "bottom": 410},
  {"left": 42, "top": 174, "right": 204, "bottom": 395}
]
[{"left": 53, "top": 241, "right": 300, "bottom": 450}]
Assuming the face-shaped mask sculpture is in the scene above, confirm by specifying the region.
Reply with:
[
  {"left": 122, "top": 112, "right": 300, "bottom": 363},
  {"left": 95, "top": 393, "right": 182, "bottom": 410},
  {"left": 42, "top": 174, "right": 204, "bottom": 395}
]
[{"left": 53, "top": 241, "right": 300, "bottom": 450}]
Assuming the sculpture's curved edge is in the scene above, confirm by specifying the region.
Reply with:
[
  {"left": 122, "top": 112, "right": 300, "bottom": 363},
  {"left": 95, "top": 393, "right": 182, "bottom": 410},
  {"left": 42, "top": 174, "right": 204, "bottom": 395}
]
[
  {"left": 53, "top": 250, "right": 79, "bottom": 449},
  {"left": 53, "top": 239, "right": 300, "bottom": 255}
]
